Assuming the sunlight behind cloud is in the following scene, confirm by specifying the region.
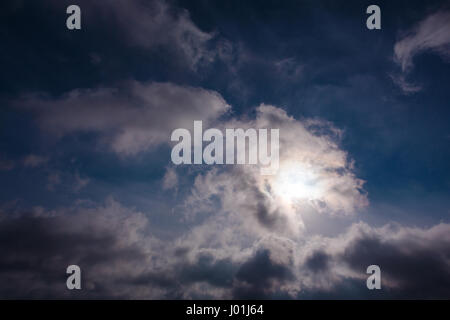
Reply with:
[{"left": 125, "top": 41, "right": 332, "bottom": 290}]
[{"left": 272, "top": 161, "right": 324, "bottom": 204}]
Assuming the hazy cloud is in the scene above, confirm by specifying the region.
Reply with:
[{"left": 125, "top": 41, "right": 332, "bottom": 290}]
[{"left": 22, "top": 154, "right": 49, "bottom": 168}]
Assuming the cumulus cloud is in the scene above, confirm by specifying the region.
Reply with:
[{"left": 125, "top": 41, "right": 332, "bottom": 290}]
[
  {"left": 1, "top": 195, "right": 449, "bottom": 299},
  {"left": 184, "top": 105, "right": 367, "bottom": 242},
  {"left": 17, "top": 81, "right": 230, "bottom": 155},
  {"left": 0, "top": 198, "right": 166, "bottom": 299},
  {"left": 297, "top": 222, "right": 450, "bottom": 299}
]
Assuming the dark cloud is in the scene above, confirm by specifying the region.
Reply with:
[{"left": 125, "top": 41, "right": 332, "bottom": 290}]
[
  {"left": 180, "top": 253, "right": 235, "bottom": 289},
  {"left": 339, "top": 233, "right": 450, "bottom": 298},
  {"left": 233, "top": 249, "right": 294, "bottom": 299},
  {"left": 305, "top": 251, "right": 330, "bottom": 273},
  {"left": 1, "top": 201, "right": 450, "bottom": 300},
  {"left": 298, "top": 223, "right": 450, "bottom": 299},
  {"left": 0, "top": 200, "right": 151, "bottom": 299}
]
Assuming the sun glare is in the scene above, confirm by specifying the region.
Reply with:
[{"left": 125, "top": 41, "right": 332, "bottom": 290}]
[{"left": 272, "top": 162, "right": 323, "bottom": 203}]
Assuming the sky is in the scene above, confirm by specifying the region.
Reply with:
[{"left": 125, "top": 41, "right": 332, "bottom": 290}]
[{"left": 0, "top": 0, "right": 450, "bottom": 299}]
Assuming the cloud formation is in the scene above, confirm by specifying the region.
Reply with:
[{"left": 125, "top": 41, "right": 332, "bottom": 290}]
[
  {"left": 184, "top": 105, "right": 367, "bottom": 242},
  {"left": 394, "top": 9, "right": 450, "bottom": 72},
  {"left": 391, "top": 9, "right": 450, "bottom": 94},
  {"left": 17, "top": 81, "right": 230, "bottom": 155},
  {"left": 44, "top": 0, "right": 217, "bottom": 70},
  {"left": 1, "top": 197, "right": 449, "bottom": 299}
]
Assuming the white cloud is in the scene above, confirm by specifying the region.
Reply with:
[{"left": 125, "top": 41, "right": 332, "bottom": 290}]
[
  {"left": 391, "top": 9, "right": 450, "bottom": 94},
  {"left": 179, "top": 104, "right": 368, "bottom": 268},
  {"left": 394, "top": 9, "right": 450, "bottom": 72},
  {"left": 18, "top": 81, "right": 230, "bottom": 156}
]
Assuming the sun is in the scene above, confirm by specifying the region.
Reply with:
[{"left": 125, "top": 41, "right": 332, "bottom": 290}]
[{"left": 271, "top": 162, "right": 323, "bottom": 203}]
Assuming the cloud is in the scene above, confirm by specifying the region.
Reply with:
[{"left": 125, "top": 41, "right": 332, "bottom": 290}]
[
  {"left": 73, "top": 172, "right": 90, "bottom": 192},
  {"left": 22, "top": 154, "right": 49, "bottom": 168},
  {"left": 103, "top": 0, "right": 215, "bottom": 69},
  {"left": 17, "top": 81, "right": 230, "bottom": 155},
  {"left": 0, "top": 195, "right": 449, "bottom": 299},
  {"left": 389, "top": 74, "right": 422, "bottom": 94},
  {"left": 274, "top": 58, "right": 303, "bottom": 80},
  {"left": 0, "top": 198, "right": 165, "bottom": 299},
  {"left": 233, "top": 249, "right": 295, "bottom": 299},
  {"left": 45, "top": 0, "right": 217, "bottom": 70},
  {"left": 392, "top": 9, "right": 450, "bottom": 93},
  {"left": 394, "top": 9, "right": 450, "bottom": 72},
  {"left": 162, "top": 167, "right": 178, "bottom": 190},
  {"left": 296, "top": 222, "right": 450, "bottom": 299},
  {"left": 46, "top": 172, "right": 61, "bottom": 191},
  {"left": 0, "top": 158, "right": 14, "bottom": 171},
  {"left": 184, "top": 105, "right": 367, "bottom": 241}
]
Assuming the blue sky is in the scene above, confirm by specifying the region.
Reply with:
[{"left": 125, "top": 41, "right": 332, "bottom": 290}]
[{"left": 0, "top": 0, "right": 449, "bottom": 299}]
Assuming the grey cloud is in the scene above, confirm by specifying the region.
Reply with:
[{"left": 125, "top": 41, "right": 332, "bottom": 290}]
[
  {"left": 46, "top": 0, "right": 217, "bottom": 70},
  {"left": 298, "top": 223, "right": 450, "bottom": 299},
  {"left": 22, "top": 154, "right": 49, "bottom": 168},
  {"left": 180, "top": 254, "right": 235, "bottom": 289},
  {"left": 304, "top": 251, "right": 330, "bottom": 273},
  {"left": 100, "top": 0, "right": 215, "bottom": 69},
  {"left": 0, "top": 157, "right": 15, "bottom": 171},
  {"left": 233, "top": 249, "right": 295, "bottom": 299},
  {"left": 0, "top": 198, "right": 159, "bottom": 299},
  {"left": 1, "top": 198, "right": 450, "bottom": 299},
  {"left": 389, "top": 74, "right": 422, "bottom": 95}
]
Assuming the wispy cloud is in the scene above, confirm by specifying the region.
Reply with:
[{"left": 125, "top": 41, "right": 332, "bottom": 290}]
[
  {"left": 394, "top": 9, "right": 450, "bottom": 72},
  {"left": 389, "top": 74, "right": 422, "bottom": 94},
  {"left": 392, "top": 9, "right": 450, "bottom": 93},
  {"left": 22, "top": 154, "right": 49, "bottom": 168}
]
